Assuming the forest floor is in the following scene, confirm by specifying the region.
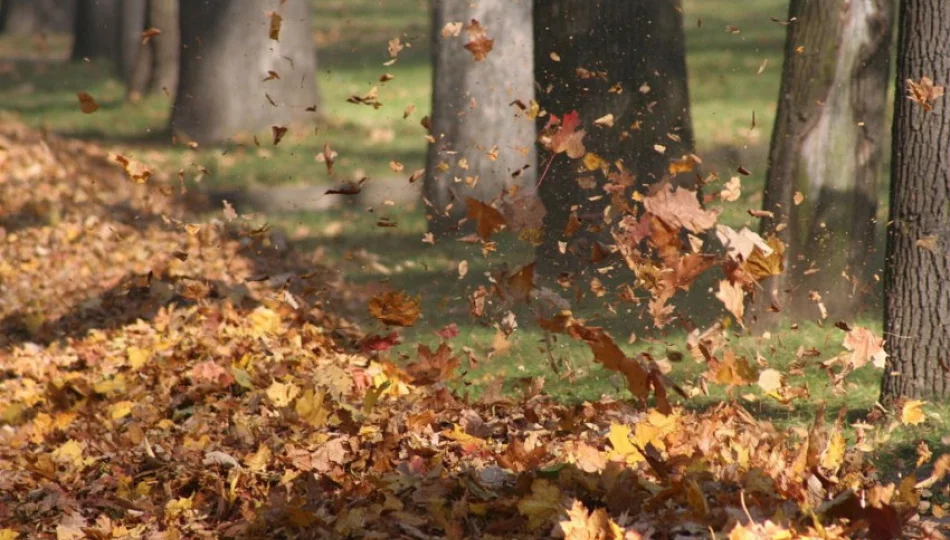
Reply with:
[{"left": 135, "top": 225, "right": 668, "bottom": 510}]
[{"left": 0, "top": 0, "right": 947, "bottom": 537}]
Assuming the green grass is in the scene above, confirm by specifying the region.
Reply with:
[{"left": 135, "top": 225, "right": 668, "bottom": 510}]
[{"left": 1, "top": 0, "right": 941, "bottom": 470}]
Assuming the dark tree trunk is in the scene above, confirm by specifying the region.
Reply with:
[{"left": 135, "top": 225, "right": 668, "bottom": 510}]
[
  {"left": 533, "top": 0, "right": 694, "bottom": 276},
  {"left": 753, "top": 0, "right": 894, "bottom": 325},
  {"left": 881, "top": 0, "right": 950, "bottom": 401},
  {"left": 71, "top": 0, "right": 143, "bottom": 78},
  {"left": 424, "top": 0, "right": 536, "bottom": 234},
  {"left": 128, "top": 0, "right": 180, "bottom": 101},
  {"left": 0, "top": 0, "right": 75, "bottom": 35},
  {"left": 171, "top": 0, "right": 319, "bottom": 145}
]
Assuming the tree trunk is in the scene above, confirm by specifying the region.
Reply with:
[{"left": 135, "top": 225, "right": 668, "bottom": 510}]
[
  {"left": 881, "top": 0, "right": 950, "bottom": 401},
  {"left": 71, "top": 0, "right": 143, "bottom": 78},
  {"left": 171, "top": 0, "right": 319, "bottom": 145},
  {"left": 0, "top": 0, "right": 75, "bottom": 35},
  {"left": 424, "top": 0, "right": 536, "bottom": 234},
  {"left": 128, "top": 0, "right": 180, "bottom": 102},
  {"left": 533, "top": 0, "right": 695, "bottom": 276},
  {"left": 753, "top": 0, "right": 894, "bottom": 325}
]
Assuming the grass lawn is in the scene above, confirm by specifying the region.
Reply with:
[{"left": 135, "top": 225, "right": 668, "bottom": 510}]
[{"left": 1, "top": 0, "right": 943, "bottom": 471}]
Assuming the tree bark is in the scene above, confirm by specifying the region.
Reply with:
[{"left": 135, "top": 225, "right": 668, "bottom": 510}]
[
  {"left": 881, "top": 0, "right": 950, "bottom": 401},
  {"left": 71, "top": 0, "right": 143, "bottom": 78},
  {"left": 171, "top": 0, "right": 319, "bottom": 145},
  {"left": 0, "top": 0, "right": 75, "bottom": 36},
  {"left": 753, "top": 0, "right": 894, "bottom": 325},
  {"left": 533, "top": 0, "right": 695, "bottom": 276},
  {"left": 424, "top": 0, "right": 536, "bottom": 234},
  {"left": 128, "top": 0, "right": 180, "bottom": 102}
]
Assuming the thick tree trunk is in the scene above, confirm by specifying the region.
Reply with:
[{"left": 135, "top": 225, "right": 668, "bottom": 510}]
[
  {"left": 71, "top": 0, "right": 143, "bottom": 78},
  {"left": 753, "top": 0, "right": 893, "bottom": 325},
  {"left": 0, "top": 0, "right": 75, "bottom": 35},
  {"left": 533, "top": 0, "right": 694, "bottom": 276},
  {"left": 424, "top": 0, "right": 536, "bottom": 233},
  {"left": 171, "top": 0, "right": 319, "bottom": 145},
  {"left": 881, "top": 0, "right": 950, "bottom": 401},
  {"left": 128, "top": 0, "right": 180, "bottom": 101}
]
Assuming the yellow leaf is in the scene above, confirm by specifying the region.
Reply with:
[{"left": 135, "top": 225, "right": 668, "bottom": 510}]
[
  {"left": 582, "top": 152, "right": 607, "bottom": 172},
  {"left": 248, "top": 306, "right": 282, "bottom": 337},
  {"left": 245, "top": 444, "right": 272, "bottom": 473},
  {"left": 295, "top": 389, "right": 329, "bottom": 427},
  {"left": 94, "top": 374, "right": 127, "bottom": 396},
  {"left": 127, "top": 346, "right": 150, "bottom": 370},
  {"left": 902, "top": 400, "right": 927, "bottom": 426},
  {"left": 266, "top": 381, "right": 300, "bottom": 408},
  {"left": 820, "top": 431, "right": 846, "bottom": 471},
  {"left": 607, "top": 423, "right": 641, "bottom": 464},
  {"left": 52, "top": 439, "right": 84, "bottom": 468},
  {"left": 0, "top": 529, "right": 20, "bottom": 540},
  {"left": 165, "top": 495, "right": 194, "bottom": 518},
  {"left": 109, "top": 401, "right": 135, "bottom": 421},
  {"left": 517, "top": 479, "right": 562, "bottom": 530}
]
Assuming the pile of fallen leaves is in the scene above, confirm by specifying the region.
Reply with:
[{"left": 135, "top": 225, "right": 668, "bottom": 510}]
[{"left": 0, "top": 121, "right": 945, "bottom": 539}]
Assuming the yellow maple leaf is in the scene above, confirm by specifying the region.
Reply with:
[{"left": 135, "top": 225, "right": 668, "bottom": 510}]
[
  {"left": 52, "top": 439, "right": 84, "bottom": 468},
  {"left": 517, "top": 479, "right": 563, "bottom": 530},
  {"left": 266, "top": 381, "right": 300, "bottom": 408},
  {"left": 902, "top": 400, "right": 927, "bottom": 426},
  {"left": 165, "top": 495, "right": 194, "bottom": 519},
  {"left": 109, "top": 401, "right": 135, "bottom": 421},
  {"left": 0, "top": 529, "right": 20, "bottom": 540},
  {"left": 295, "top": 388, "right": 329, "bottom": 427},
  {"left": 607, "top": 423, "right": 641, "bottom": 464},
  {"left": 248, "top": 306, "right": 282, "bottom": 337},
  {"left": 127, "top": 346, "right": 150, "bottom": 370},
  {"left": 245, "top": 444, "right": 272, "bottom": 473},
  {"left": 820, "top": 431, "right": 846, "bottom": 472}
]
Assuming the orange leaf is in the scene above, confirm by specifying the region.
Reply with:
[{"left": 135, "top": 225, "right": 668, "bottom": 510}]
[
  {"left": 463, "top": 19, "right": 494, "bottom": 61},
  {"left": 77, "top": 92, "right": 99, "bottom": 114},
  {"left": 368, "top": 290, "right": 421, "bottom": 327}
]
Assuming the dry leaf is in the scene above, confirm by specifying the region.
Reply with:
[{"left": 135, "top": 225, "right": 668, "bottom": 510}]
[
  {"left": 464, "top": 19, "right": 494, "bottom": 61},
  {"left": 368, "top": 290, "right": 421, "bottom": 327},
  {"left": 466, "top": 197, "right": 507, "bottom": 241},
  {"left": 716, "top": 280, "right": 745, "bottom": 325},
  {"left": 76, "top": 92, "right": 99, "bottom": 114},
  {"left": 141, "top": 27, "right": 161, "bottom": 44},
  {"left": 644, "top": 185, "right": 720, "bottom": 233},
  {"left": 267, "top": 11, "right": 282, "bottom": 41},
  {"left": 902, "top": 400, "right": 926, "bottom": 426},
  {"left": 907, "top": 76, "right": 945, "bottom": 112}
]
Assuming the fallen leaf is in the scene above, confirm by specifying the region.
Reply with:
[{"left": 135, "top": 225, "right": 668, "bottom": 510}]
[
  {"left": 266, "top": 381, "right": 300, "bottom": 408},
  {"left": 368, "top": 290, "right": 421, "bottom": 327},
  {"left": 902, "top": 400, "right": 926, "bottom": 426},
  {"left": 76, "top": 92, "right": 99, "bottom": 114},
  {"left": 464, "top": 19, "right": 494, "bottom": 61}
]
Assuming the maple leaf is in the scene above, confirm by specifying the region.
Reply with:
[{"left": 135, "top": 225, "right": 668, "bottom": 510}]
[
  {"left": 76, "top": 91, "right": 99, "bottom": 114},
  {"left": 463, "top": 19, "right": 494, "bottom": 61},
  {"left": 368, "top": 290, "right": 421, "bottom": 326},
  {"left": 547, "top": 110, "right": 587, "bottom": 159},
  {"left": 360, "top": 331, "right": 402, "bottom": 354},
  {"left": 466, "top": 197, "right": 507, "bottom": 241},
  {"left": 406, "top": 342, "right": 459, "bottom": 384},
  {"left": 518, "top": 479, "right": 563, "bottom": 530},
  {"left": 558, "top": 500, "right": 625, "bottom": 540},
  {"left": 643, "top": 184, "right": 719, "bottom": 233},
  {"left": 715, "top": 280, "right": 745, "bottom": 326},
  {"left": 907, "top": 76, "right": 944, "bottom": 112},
  {"left": 842, "top": 326, "right": 887, "bottom": 369},
  {"left": 902, "top": 400, "right": 926, "bottom": 426}
]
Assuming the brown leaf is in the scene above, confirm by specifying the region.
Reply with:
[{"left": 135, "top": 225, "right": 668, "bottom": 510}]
[
  {"left": 77, "top": 92, "right": 99, "bottom": 114},
  {"left": 842, "top": 326, "right": 887, "bottom": 369},
  {"left": 644, "top": 184, "right": 719, "bottom": 233},
  {"left": 907, "top": 76, "right": 945, "bottom": 112},
  {"left": 464, "top": 19, "right": 494, "bottom": 61},
  {"left": 466, "top": 197, "right": 507, "bottom": 241},
  {"left": 267, "top": 11, "right": 282, "bottom": 41},
  {"left": 368, "top": 290, "right": 421, "bottom": 327},
  {"left": 407, "top": 343, "right": 459, "bottom": 385},
  {"left": 271, "top": 125, "right": 288, "bottom": 146},
  {"left": 715, "top": 280, "right": 745, "bottom": 325},
  {"left": 141, "top": 27, "right": 161, "bottom": 45}
]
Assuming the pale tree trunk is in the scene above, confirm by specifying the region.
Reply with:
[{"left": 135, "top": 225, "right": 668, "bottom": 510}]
[
  {"left": 71, "top": 0, "right": 144, "bottom": 79},
  {"left": 127, "top": 0, "right": 180, "bottom": 102},
  {"left": 753, "top": 0, "right": 894, "bottom": 325},
  {"left": 424, "top": 0, "right": 536, "bottom": 234},
  {"left": 533, "top": 0, "right": 694, "bottom": 276},
  {"left": 171, "top": 0, "right": 319, "bottom": 145},
  {"left": 881, "top": 0, "right": 950, "bottom": 401},
  {"left": 0, "top": 0, "right": 75, "bottom": 35}
]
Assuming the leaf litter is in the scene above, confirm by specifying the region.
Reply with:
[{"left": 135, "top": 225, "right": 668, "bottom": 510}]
[{"left": 0, "top": 114, "right": 943, "bottom": 540}]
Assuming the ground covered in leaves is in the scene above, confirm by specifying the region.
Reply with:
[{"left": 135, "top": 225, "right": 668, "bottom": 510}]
[{"left": 0, "top": 122, "right": 947, "bottom": 539}]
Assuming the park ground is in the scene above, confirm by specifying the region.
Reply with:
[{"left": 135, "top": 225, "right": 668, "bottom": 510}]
[{"left": 0, "top": 0, "right": 944, "bottom": 491}]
